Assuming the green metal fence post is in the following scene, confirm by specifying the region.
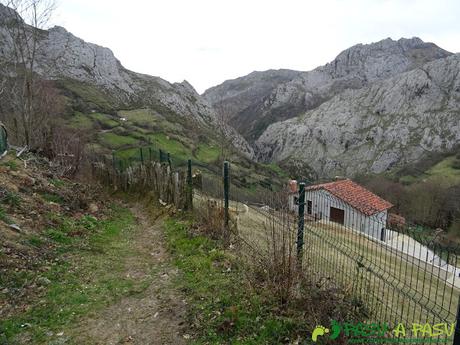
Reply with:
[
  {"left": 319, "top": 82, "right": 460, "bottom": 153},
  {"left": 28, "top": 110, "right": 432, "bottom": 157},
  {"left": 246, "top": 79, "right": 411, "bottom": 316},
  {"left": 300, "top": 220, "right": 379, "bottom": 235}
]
[
  {"left": 186, "top": 159, "right": 193, "bottom": 210},
  {"left": 149, "top": 147, "right": 152, "bottom": 162},
  {"left": 167, "top": 152, "right": 172, "bottom": 168},
  {"left": 297, "top": 182, "right": 305, "bottom": 267},
  {"left": 159, "top": 149, "right": 164, "bottom": 163},
  {"left": 139, "top": 147, "right": 144, "bottom": 164},
  {"left": 223, "top": 161, "right": 230, "bottom": 230}
]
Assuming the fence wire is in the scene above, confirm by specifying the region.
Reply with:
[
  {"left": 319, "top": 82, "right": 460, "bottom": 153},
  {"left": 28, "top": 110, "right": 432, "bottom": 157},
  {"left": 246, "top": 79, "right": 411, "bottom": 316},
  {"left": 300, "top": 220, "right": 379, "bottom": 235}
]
[{"left": 90, "top": 146, "right": 460, "bottom": 345}]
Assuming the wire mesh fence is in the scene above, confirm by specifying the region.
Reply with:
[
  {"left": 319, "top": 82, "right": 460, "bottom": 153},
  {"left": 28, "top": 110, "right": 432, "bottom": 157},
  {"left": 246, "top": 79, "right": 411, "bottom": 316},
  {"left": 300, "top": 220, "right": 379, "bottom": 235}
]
[
  {"left": 301, "top": 189, "right": 459, "bottom": 343},
  {"left": 88, "top": 145, "right": 460, "bottom": 344},
  {"left": 201, "top": 160, "right": 460, "bottom": 344}
]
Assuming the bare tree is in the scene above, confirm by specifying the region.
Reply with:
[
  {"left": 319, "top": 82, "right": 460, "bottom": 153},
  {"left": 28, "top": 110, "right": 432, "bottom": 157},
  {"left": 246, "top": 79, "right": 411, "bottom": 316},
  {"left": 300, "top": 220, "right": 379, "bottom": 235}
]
[
  {"left": 0, "top": 0, "right": 57, "bottom": 149},
  {"left": 214, "top": 102, "right": 233, "bottom": 162}
]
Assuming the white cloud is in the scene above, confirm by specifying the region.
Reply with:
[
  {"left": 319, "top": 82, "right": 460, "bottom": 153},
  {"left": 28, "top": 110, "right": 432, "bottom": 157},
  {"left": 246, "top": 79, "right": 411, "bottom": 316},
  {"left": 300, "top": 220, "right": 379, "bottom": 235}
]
[{"left": 53, "top": 0, "right": 460, "bottom": 93}]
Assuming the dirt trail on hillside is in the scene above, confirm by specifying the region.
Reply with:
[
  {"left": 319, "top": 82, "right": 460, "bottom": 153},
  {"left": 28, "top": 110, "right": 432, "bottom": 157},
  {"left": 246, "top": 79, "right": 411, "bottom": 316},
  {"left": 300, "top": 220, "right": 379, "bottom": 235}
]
[{"left": 72, "top": 206, "right": 188, "bottom": 345}]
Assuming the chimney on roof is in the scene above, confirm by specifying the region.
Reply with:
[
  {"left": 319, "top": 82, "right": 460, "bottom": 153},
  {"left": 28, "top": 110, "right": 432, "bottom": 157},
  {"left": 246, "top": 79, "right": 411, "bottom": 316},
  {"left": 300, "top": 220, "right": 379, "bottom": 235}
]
[{"left": 288, "top": 180, "right": 297, "bottom": 193}]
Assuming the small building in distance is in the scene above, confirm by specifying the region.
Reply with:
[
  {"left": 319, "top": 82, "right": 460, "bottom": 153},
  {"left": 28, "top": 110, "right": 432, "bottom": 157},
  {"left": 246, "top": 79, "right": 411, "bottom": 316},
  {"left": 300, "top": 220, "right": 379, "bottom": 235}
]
[{"left": 290, "top": 179, "right": 393, "bottom": 241}]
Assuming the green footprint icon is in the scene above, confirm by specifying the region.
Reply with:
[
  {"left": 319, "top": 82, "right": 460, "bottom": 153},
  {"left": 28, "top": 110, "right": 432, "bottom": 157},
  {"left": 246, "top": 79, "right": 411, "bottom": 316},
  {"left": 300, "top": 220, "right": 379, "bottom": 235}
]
[
  {"left": 329, "top": 320, "right": 341, "bottom": 340},
  {"left": 311, "top": 325, "right": 329, "bottom": 342}
]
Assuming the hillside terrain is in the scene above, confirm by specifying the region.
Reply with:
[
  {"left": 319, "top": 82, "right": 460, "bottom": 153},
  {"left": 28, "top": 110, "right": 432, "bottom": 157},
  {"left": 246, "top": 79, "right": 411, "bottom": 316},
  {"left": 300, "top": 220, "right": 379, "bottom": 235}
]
[
  {"left": 256, "top": 53, "right": 460, "bottom": 178},
  {"left": 0, "top": 2, "right": 459, "bottom": 344},
  {"left": 0, "top": 4, "right": 255, "bottom": 154},
  {"left": 204, "top": 37, "right": 452, "bottom": 143},
  {"left": 0, "top": 151, "right": 192, "bottom": 344},
  {"left": 0, "top": 3, "right": 289, "bottom": 194},
  {"left": 205, "top": 38, "right": 460, "bottom": 179},
  {"left": 2, "top": 1, "right": 458, "bottom": 182}
]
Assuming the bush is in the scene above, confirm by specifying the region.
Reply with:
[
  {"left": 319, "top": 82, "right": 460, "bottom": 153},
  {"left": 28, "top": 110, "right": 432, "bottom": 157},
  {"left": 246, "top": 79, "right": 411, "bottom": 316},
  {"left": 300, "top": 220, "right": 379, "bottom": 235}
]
[
  {"left": 449, "top": 218, "right": 460, "bottom": 235},
  {"left": 0, "top": 205, "right": 10, "bottom": 223},
  {"left": 451, "top": 158, "right": 460, "bottom": 170},
  {"left": 1, "top": 191, "right": 21, "bottom": 207}
]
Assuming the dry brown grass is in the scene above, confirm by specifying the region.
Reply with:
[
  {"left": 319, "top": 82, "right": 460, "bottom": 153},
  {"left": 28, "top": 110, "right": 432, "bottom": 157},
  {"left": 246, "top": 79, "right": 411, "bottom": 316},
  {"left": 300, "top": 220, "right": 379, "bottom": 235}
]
[{"left": 236, "top": 201, "right": 459, "bottom": 327}]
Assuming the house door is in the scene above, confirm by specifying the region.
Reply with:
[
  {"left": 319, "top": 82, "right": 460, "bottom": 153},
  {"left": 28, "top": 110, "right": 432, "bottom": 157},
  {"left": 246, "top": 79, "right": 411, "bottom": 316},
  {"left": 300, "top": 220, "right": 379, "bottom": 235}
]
[
  {"left": 307, "top": 200, "right": 312, "bottom": 215},
  {"left": 330, "top": 207, "right": 345, "bottom": 225}
]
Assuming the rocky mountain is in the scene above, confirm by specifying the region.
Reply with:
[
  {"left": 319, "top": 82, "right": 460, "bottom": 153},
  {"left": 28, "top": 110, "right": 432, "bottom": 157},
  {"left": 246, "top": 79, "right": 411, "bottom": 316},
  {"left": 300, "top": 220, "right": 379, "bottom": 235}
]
[
  {"left": 0, "top": 4, "right": 254, "bottom": 158},
  {"left": 204, "top": 38, "right": 452, "bottom": 142},
  {"left": 203, "top": 69, "right": 301, "bottom": 124},
  {"left": 256, "top": 53, "right": 460, "bottom": 178},
  {"left": 2, "top": 3, "right": 459, "bottom": 180}
]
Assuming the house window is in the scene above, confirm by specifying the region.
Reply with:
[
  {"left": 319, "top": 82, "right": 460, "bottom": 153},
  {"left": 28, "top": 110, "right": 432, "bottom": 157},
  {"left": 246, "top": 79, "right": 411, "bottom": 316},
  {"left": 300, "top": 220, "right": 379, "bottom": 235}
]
[{"left": 307, "top": 200, "right": 312, "bottom": 215}]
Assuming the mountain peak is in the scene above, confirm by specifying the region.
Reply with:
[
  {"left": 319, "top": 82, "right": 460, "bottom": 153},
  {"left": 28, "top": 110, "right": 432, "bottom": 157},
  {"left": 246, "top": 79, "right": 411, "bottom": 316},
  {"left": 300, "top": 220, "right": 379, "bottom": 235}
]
[
  {"left": 0, "top": 3, "right": 21, "bottom": 24},
  {"left": 205, "top": 37, "right": 453, "bottom": 143},
  {"left": 323, "top": 36, "right": 452, "bottom": 81},
  {"left": 175, "top": 80, "right": 198, "bottom": 95}
]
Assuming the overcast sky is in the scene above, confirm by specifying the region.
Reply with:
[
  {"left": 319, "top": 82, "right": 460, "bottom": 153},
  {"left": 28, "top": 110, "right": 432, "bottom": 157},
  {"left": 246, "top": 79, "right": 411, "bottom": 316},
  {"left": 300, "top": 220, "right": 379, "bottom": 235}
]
[{"left": 53, "top": 0, "right": 460, "bottom": 94}]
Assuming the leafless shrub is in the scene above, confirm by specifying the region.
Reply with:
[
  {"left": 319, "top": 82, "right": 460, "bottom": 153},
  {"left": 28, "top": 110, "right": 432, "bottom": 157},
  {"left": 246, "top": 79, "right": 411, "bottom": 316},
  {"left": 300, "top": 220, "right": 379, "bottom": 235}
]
[
  {"left": 242, "top": 190, "right": 301, "bottom": 306},
  {"left": 49, "top": 126, "right": 87, "bottom": 177},
  {"left": 195, "top": 197, "right": 226, "bottom": 239},
  {"left": 194, "top": 195, "right": 239, "bottom": 246},
  {"left": 0, "top": 0, "right": 60, "bottom": 150}
]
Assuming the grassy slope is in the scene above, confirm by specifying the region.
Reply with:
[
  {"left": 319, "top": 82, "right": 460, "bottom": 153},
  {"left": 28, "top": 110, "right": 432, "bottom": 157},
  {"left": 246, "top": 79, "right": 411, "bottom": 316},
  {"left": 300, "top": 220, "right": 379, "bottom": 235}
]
[
  {"left": 235, "top": 204, "right": 458, "bottom": 332},
  {"left": 393, "top": 152, "right": 460, "bottom": 186},
  {"left": 0, "top": 204, "right": 145, "bottom": 344},
  {"left": 66, "top": 108, "right": 287, "bottom": 197},
  {"left": 57, "top": 77, "right": 290, "bottom": 199},
  {"left": 0, "top": 154, "right": 160, "bottom": 344},
  {"left": 163, "top": 218, "right": 305, "bottom": 344},
  {"left": 423, "top": 156, "right": 460, "bottom": 184}
]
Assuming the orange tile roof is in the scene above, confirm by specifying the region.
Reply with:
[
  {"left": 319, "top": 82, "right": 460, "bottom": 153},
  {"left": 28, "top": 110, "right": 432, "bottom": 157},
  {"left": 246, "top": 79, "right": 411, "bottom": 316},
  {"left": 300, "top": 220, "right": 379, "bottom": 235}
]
[{"left": 306, "top": 179, "right": 393, "bottom": 216}]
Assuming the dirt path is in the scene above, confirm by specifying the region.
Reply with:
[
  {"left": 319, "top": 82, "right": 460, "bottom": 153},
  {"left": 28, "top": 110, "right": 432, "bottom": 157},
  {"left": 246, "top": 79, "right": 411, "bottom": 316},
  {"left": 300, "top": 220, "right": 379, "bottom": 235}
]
[{"left": 72, "top": 206, "right": 188, "bottom": 345}]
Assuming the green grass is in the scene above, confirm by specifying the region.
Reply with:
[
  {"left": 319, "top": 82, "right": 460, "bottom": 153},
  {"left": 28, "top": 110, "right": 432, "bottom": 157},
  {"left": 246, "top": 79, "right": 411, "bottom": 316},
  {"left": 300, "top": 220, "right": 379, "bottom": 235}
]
[
  {"left": 116, "top": 147, "right": 144, "bottom": 161},
  {"left": 118, "top": 109, "right": 155, "bottom": 127},
  {"left": 118, "top": 108, "right": 185, "bottom": 133},
  {"left": 59, "top": 79, "right": 115, "bottom": 111},
  {"left": 262, "top": 163, "right": 288, "bottom": 178},
  {"left": 50, "top": 178, "right": 66, "bottom": 188},
  {"left": 1, "top": 191, "right": 21, "bottom": 207},
  {"left": 425, "top": 156, "right": 460, "bottom": 184},
  {"left": 164, "top": 218, "right": 303, "bottom": 344},
  {"left": 0, "top": 206, "right": 143, "bottom": 344},
  {"left": 90, "top": 113, "right": 120, "bottom": 129},
  {"left": 40, "top": 192, "right": 64, "bottom": 204},
  {"left": 399, "top": 175, "right": 417, "bottom": 185},
  {"left": 394, "top": 153, "right": 460, "bottom": 186},
  {"left": 236, "top": 207, "right": 459, "bottom": 328},
  {"left": 195, "top": 144, "right": 220, "bottom": 163},
  {"left": 0, "top": 204, "right": 11, "bottom": 223},
  {"left": 148, "top": 133, "right": 191, "bottom": 159},
  {"left": 0, "top": 158, "right": 19, "bottom": 171},
  {"left": 68, "top": 113, "right": 94, "bottom": 130},
  {"left": 98, "top": 132, "right": 139, "bottom": 149},
  {"left": 25, "top": 234, "right": 45, "bottom": 248}
]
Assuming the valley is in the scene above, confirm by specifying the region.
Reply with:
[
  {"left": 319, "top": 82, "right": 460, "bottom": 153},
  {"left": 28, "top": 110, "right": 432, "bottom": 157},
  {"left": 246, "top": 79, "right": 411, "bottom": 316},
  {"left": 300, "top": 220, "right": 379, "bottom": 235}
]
[{"left": 0, "top": 1, "right": 460, "bottom": 344}]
